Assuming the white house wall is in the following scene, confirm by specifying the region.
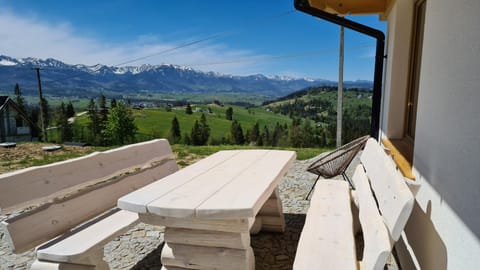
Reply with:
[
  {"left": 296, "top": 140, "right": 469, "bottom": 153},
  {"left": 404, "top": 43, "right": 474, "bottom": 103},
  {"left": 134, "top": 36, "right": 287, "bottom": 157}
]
[{"left": 384, "top": 0, "right": 480, "bottom": 269}]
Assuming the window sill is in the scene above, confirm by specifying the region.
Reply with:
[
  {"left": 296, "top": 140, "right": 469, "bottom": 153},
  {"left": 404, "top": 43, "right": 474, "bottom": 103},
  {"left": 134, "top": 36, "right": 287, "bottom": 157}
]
[{"left": 381, "top": 138, "right": 416, "bottom": 180}]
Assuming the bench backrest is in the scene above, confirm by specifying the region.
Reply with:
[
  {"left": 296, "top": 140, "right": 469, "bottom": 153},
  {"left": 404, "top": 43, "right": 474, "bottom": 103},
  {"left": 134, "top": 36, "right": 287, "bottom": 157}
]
[
  {"left": 1, "top": 139, "right": 178, "bottom": 253},
  {"left": 360, "top": 139, "right": 414, "bottom": 241},
  {"left": 354, "top": 138, "right": 414, "bottom": 269},
  {"left": 0, "top": 139, "right": 173, "bottom": 213}
]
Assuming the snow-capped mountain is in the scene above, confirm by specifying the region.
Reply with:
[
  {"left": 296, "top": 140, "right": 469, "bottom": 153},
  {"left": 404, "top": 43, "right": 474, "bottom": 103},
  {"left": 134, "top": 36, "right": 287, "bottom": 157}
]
[{"left": 0, "top": 55, "right": 372, "bottom": 98}]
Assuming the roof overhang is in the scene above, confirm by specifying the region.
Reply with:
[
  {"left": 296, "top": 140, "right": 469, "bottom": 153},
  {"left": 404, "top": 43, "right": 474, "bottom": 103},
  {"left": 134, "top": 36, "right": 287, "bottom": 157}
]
[{"left": 307, "top": 0, "right": 392, "bottom": 17}]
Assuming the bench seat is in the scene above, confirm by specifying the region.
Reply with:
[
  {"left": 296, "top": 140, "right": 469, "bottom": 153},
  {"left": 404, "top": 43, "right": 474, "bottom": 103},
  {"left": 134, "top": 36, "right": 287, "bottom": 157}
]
[
  {"left": 35, "top": 209, "right": 138, "bottom": 267},
  {"left": 293, "top": 180, "right": 356, "bottom": 270}
]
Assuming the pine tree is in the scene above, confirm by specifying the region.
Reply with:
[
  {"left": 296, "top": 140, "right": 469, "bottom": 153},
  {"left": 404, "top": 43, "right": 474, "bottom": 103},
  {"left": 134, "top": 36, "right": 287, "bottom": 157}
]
[
  {"left": 249, "top": 122, "right": 260, "bottom": 144},
  {"left": 261, "top": 125, "right": 270, "bottom": 146},
  {"left": 57, "top": 102, "right": 72, "bottom": 142},
  {"left": 168, "top": 116, "right": 182, "bottom": 144},
  {"left": 199, "top": 113, "right": 210, "bottom": 145},
  {"left": 99, "top": 94, "right": 108, "bottom": 128},
  {"left": 87, "top": 98, "right": 102, "bottom": 144},
  {"left": 185, "top": 103, "right": 193, "bottom": 115},
  {"left": 66, "top": 101, "right": 75, "bottom": 118},
  {"left": 190, "top": 120, "right": 203, "bottom": 145},
  {"left": 110, "top": 98, "right": 117, "bottom": 108},
  {"left": 225, "top": 107, "right": 233, "bottom": 120},
  {"left": 230, "top": 120, "right": 245, "bottom": 145},
  {"left": 13, "top": 83, "right": 26, "bottom": 115}
]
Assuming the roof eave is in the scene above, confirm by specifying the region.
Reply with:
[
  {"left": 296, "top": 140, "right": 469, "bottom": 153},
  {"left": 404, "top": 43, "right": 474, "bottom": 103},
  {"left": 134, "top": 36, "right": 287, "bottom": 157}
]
[{"left": 307, "top": 0, "right": 394, "bottom": 19}]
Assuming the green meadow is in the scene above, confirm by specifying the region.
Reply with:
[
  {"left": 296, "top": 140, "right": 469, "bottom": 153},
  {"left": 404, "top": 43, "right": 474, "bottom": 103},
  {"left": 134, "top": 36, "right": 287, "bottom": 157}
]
[{"left": 130, "top": 105, "right": 292, "bottom": 140}]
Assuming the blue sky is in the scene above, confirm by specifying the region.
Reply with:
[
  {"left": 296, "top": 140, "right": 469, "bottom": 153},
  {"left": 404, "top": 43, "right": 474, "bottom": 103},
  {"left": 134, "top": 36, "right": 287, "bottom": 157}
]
[{"left": 0, "top": 0, "right": 386, "bottom": 81}]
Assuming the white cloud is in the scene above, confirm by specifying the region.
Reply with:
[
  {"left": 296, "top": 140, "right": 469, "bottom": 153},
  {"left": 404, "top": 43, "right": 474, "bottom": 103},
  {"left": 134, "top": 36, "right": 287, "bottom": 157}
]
[{"left": 0, "top": 9, "right": 267, "bottom": 75}]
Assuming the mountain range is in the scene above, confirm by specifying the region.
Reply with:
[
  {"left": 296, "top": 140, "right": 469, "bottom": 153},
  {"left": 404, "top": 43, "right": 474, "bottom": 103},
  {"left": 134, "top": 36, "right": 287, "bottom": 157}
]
[{"left": 0, "top": 55, "right": 372, "bottom": 100}]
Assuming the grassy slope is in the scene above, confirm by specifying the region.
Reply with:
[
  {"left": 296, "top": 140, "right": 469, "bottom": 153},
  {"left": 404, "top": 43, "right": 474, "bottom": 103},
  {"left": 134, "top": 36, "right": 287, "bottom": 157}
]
[{"left": 133, "top": 104, "right": 292, "bottom": 140}]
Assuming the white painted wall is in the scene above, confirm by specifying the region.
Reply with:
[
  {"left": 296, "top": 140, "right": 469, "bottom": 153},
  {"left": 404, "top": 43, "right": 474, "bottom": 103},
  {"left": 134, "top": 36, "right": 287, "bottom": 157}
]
[{"left": 383, "top": 0, "right": 480, "bottom": 269}]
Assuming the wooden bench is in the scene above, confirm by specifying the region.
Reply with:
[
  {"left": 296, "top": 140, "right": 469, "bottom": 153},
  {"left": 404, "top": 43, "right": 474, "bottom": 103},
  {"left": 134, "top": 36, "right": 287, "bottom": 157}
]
[
  {"left": 293, "top": 138, "right": 416, "bottom": 270},
  {"left": 0, "top": 139, "right": 179, "bottom": 269}
]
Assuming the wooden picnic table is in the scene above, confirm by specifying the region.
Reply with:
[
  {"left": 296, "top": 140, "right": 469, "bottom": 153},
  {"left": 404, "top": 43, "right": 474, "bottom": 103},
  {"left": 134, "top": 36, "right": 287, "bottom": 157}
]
[{"left": 118, "top": 149, "right": 296, "bottom": 270}]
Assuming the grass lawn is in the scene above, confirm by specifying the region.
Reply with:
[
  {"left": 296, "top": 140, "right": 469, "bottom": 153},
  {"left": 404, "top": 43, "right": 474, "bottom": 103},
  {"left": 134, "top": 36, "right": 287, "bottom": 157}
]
[{"left": 133, "top": 105, "right": 292, "bottom": 141}]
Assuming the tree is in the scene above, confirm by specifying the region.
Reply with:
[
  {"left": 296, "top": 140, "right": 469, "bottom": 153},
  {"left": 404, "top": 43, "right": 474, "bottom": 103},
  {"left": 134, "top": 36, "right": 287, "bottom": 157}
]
[
  {"left": 260, "top": 125, "right": 270, "bottom": 146},
  {"left": 87, "top": 98, "right": 102, "bottom": 144},
  {"left": 190, "top": 120, "right": 203, "bottom": 145},
  {"left": 56, "top": 102, "right": 72, "bottom": 142},
  {"left": 225, "top": 107, "right": 233, "bottom": 120},
  {"left": 103, "top": 102, "right": 137, "bottom": 145},
  {"left": 185, "top": 103, "right": 193, "bottom": 115},
  {"left": 272, "top": 122, "right": 287, "bottom": 147},
  {"left": 249, "top": 122, "right": 260, "bottom": 144},
  {"left": 168, "top": 116, "right": 182, "bottom": 144},
  {"left": 110, "top": 98, "right": 117, "bottom": 109},
  {"left": 13, "top": 83, "right": 26, "bottom": 115},
  {"left": 199, "top": 113, "right": 210, "bottom": 145},
  {"left": 66, "top": 101, "right": 75, "bottom": 118},
  {"left": 190, "top": 114, "right": 210, "bottom": 146},
  {"left": 99, "top": 94, "right": 108, "bottom": 128},
  {"left": 230, "top": 120, "right": 245, "bottom": 145}
]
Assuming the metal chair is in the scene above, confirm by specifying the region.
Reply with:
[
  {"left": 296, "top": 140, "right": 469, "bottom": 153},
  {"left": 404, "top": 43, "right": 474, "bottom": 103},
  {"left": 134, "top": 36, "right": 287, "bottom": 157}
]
[{"left": 305, "top": 135, "right": 370, "bottom": 199}]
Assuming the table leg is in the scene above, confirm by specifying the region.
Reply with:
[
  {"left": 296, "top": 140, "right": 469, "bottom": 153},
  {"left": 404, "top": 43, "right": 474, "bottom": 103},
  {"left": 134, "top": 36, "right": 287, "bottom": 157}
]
[
  {"left": 255, "top": 187, "right": 286, "bottom": 233},
  {"left": 140, "top": 214, "right": 255, "bottom": 270}
]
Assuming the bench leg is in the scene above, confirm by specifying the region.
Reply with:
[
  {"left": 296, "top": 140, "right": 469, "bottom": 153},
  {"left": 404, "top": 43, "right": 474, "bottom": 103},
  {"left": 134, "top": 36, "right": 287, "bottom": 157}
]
[
  {"left": 31, "top": 259, "right": 95, "bottom": 270},
  {"left": 32, "top": 250, "right": 109, "bottom": 270},
  {"left": 256, "top": 187, "right": 286, "bottom": 233}
]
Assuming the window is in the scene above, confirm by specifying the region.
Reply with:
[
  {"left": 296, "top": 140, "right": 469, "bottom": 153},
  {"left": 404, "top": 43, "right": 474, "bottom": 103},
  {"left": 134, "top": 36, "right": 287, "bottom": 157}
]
[{"left": 382, "top": 0, "right": 426, "bottom": 180}]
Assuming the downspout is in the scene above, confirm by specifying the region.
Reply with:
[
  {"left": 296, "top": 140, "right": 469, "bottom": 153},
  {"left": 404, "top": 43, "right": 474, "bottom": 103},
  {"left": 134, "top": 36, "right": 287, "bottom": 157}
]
[{"left": 294, "top": 0, "right": 385, "bottom": 140}]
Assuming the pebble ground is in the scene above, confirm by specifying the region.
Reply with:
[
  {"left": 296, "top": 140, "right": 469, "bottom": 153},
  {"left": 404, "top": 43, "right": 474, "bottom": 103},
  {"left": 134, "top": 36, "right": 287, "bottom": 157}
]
[{"left": 0, "top": 152, "right": 360, "bottom": 270}]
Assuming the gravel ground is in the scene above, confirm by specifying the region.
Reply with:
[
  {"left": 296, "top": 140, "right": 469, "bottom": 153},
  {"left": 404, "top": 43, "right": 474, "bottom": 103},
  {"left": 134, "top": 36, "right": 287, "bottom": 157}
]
[{"left": 0, "top": 152, "right": 361, "bottom": 270}]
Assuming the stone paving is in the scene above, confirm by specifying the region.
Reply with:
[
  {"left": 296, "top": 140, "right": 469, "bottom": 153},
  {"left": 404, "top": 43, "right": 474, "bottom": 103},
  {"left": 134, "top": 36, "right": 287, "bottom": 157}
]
[{"left": 0, "top": 152, "right": 360, "bottom": 270}]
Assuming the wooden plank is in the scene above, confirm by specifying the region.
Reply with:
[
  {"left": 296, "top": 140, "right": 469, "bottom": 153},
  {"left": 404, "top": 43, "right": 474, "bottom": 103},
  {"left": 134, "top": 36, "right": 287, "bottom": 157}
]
[
  {"left": 0, "top": 139, "right": 173, "bottom": 213},
  {"left": 249, "top": 217, "right": 262, "bottom": 234},
  {"left": 2, "top": 160, "right": 177, "bottom": 253},
  {"left": 360, "top": 139, "right": 414, "bottom": 241},
  {"left": 257, "top": 188, "right": 283, "bottom": 216},
  {"left": 161, "top": 243, "right": 254, "bottom": 270},
  {"left": 139, "top": 214, "right": 251, "bottom": 233},
  {"left": 293, "top": 180, "right": 356, "bottom": 270},
  {"left": 147, "top": 150, "right": 270, "bottom": 218},
  {"left": 36, "top": 209, "right": 138, "bottom": 265},
  {"left": 258, "top": 215, "right": 285, "bottom": 233},
  {"left": 161, "top": 266, "right": 189, "bottom": 270},
  {"left": 352, "top": 165, "right": 392, "bottom": 270},
  {"left": 258, "top": 198, "right": 281, "bottom": 216},
  {"left": 381, "top": 138, "right": 416, "bottom": 180},
  {"left": 118, "top": 150, "right": 239, "bottom": 214},
  {"left": 164, "top": 227, "right": 250, "bottom": 249},
  {"left": 196, "top": 150, "right": 295, "bottom": 219}
]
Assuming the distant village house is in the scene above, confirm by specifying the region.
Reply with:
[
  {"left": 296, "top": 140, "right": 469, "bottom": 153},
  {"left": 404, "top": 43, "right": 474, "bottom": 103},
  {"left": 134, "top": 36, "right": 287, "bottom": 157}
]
[{"left": 0, "top": 96, "right": 38, "bottom": 142}]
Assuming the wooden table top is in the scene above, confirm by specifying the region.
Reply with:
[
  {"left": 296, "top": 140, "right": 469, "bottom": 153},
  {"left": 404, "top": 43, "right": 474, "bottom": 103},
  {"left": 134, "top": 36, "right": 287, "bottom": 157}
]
[{"left": 118, "top": 150, "right": 296, "bottom": 219}]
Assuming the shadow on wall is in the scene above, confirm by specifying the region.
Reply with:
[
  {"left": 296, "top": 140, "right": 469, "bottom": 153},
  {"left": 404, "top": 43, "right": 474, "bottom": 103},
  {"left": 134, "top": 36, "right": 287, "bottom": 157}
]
[{"left": 396, "top": 201, "right": 447, "bottom": 270}]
